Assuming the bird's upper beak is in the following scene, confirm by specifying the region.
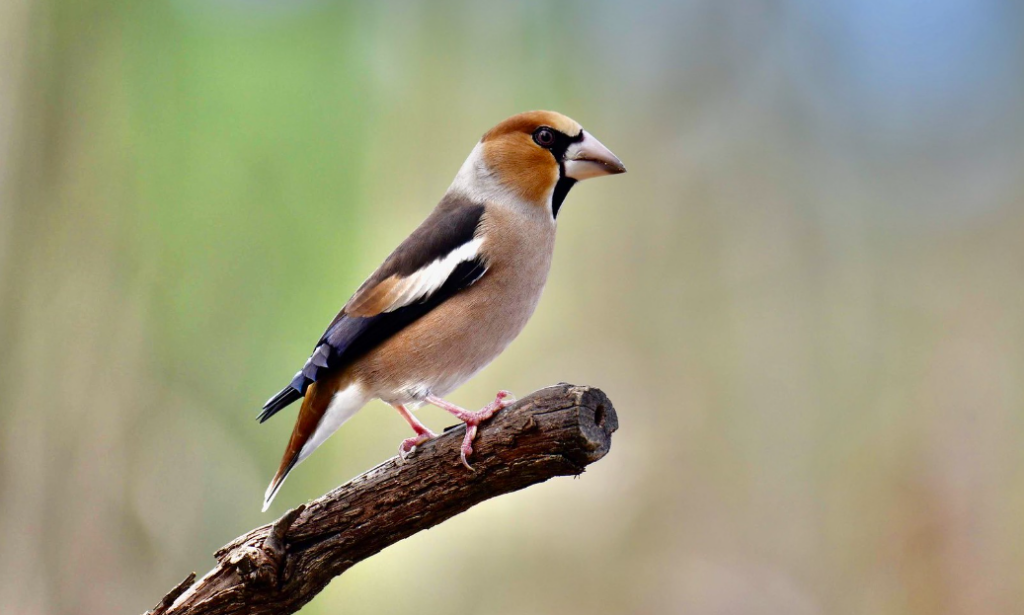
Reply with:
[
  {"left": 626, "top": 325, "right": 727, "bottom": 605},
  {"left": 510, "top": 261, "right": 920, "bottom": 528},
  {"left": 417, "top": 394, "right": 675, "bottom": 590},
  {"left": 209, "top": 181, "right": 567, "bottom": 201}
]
[{"left": 563, "top": 130, "right": 626, "bottom": 181}]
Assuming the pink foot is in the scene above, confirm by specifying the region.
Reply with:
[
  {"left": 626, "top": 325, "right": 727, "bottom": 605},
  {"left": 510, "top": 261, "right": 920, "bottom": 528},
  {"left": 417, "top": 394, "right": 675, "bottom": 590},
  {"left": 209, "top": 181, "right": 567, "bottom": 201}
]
[
  {"left": 426, "top": 391, "right": 516, "bottom": 470},
  {"left": 392, "top": 404, "right": 438, "bottom": 460},
  {"left": 398, "top": 430, "right": 437, "bottom": 459}
]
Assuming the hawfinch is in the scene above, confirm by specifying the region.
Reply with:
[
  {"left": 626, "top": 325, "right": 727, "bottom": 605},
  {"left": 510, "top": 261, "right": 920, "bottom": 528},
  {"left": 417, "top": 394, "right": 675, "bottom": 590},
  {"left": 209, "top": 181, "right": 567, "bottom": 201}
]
[{"left": 259, "top": 110, "right": 625, "bottom": 511}]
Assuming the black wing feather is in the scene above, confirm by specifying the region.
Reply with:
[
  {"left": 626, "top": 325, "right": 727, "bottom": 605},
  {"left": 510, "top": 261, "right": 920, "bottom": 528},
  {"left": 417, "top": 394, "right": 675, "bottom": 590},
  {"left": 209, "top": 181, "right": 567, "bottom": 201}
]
[{"left": 257, "top": 386, "right": 303, "bottom": 423}]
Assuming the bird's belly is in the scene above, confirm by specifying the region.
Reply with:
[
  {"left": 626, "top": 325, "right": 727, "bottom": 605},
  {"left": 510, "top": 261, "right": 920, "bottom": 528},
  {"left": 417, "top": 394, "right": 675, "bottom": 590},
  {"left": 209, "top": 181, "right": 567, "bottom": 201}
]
[{"left": 353, "top": 260, "right": 550, "bottom": 405}]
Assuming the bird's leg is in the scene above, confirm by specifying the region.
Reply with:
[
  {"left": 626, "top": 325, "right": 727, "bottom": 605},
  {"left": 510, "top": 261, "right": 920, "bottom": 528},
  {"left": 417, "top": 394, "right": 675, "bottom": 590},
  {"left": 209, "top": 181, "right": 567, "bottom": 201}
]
[
  {"left": 425, "top": 391, "right": 515, "bottom": 470},
  {"left": 392, "top": 403, "right": 438, "bottom": 459}
]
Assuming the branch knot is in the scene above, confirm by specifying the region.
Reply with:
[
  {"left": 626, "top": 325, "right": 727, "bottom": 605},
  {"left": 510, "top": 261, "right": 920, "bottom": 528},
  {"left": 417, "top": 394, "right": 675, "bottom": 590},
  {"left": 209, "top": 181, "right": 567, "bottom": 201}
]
[{"left": 227, "top": 504, "right": 305, "bottom": 589}]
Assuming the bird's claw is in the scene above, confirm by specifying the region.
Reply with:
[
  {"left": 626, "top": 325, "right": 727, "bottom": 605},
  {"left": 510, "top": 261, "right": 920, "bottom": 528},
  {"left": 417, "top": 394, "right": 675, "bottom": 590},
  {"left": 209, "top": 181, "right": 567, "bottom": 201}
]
[
  {"left": 423, "top": 390, "right": 516, "bottom": 470},
  {"left": 454, "top": 391, "right": 515, "bottom": 471},
  {"left": 398, "top": 430, "right": 435, "bottom": 462},
  {"left": 493, "top": 390, "right": 515, "bottom": 406},
  {"left": 460, "top": 425, "right": 478, "bottom": 471}
]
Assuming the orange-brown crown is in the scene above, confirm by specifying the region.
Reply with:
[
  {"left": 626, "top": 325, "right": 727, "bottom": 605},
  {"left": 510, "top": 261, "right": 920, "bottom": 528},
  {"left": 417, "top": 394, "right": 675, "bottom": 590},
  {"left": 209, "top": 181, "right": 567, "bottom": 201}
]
[{"left": 479, "top": 111, "right": 583, "bottom": 204}]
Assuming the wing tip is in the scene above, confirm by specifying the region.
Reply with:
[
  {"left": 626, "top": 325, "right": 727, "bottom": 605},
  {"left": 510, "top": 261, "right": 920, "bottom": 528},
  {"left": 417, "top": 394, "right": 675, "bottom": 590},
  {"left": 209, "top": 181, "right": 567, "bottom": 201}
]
[{"left": 257, "top": 386, "right": 303, "bottom": 423}]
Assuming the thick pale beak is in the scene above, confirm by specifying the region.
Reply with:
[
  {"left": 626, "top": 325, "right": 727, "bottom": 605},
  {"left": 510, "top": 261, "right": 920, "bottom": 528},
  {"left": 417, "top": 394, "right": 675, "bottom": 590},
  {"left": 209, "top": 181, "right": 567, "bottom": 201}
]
[{"left": 564, "top": 130, "right": 626, "bottom": 180}]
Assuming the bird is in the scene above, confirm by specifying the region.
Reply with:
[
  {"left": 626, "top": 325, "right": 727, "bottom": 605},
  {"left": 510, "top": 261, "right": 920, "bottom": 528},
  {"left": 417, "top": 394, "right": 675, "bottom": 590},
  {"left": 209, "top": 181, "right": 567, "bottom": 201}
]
[{"left": 258, "top": 110, "right": 625, "bottom": 511}]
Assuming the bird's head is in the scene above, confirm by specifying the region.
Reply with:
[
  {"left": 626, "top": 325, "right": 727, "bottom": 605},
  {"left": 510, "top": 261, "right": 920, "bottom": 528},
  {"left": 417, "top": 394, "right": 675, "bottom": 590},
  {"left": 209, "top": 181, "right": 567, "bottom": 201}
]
[{"left": 451, "top": 110, "right": 625, "bottom": 217}]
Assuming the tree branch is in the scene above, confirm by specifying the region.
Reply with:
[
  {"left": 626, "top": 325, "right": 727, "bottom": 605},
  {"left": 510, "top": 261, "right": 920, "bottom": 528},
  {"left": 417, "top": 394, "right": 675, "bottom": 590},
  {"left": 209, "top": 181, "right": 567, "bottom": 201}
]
[{"left": 146, "top": 383, "right": 617, "bottom": 615}]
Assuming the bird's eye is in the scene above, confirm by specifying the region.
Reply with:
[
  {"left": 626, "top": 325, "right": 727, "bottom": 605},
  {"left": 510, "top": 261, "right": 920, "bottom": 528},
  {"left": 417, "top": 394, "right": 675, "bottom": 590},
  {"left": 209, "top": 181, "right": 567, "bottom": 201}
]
[{"left": 533, "top": 127, "right": 556, "bottom": 148}]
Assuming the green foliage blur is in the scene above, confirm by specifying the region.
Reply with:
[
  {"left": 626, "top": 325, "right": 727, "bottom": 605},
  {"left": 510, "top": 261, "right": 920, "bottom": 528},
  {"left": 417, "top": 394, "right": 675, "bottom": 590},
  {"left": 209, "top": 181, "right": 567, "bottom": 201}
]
[{"left": 2, "top": 1, "right": 1023, "bottom": 614}]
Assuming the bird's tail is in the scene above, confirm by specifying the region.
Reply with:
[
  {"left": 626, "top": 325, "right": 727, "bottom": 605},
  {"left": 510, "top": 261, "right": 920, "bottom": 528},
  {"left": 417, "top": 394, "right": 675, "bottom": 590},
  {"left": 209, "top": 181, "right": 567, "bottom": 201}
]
[
  {"left": 263, "top": 454, "right": 299, "bottom": 512},
  {"left": 262, "top": 379, "right": 368, "bottom": 512}
]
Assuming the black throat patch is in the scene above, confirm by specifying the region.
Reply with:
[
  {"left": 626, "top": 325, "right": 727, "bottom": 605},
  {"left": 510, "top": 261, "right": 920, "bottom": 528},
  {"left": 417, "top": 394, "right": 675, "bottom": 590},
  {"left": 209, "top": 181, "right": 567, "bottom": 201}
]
[{"left": 551, "top": 174, "right": 576, "bottom": 219}]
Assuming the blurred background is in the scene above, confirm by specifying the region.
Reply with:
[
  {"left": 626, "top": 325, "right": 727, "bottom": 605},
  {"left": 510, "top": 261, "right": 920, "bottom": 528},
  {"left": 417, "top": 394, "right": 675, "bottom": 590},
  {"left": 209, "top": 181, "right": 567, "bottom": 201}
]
[{"left": 2, "top": 1, "right": 1023, "bottom": 613}]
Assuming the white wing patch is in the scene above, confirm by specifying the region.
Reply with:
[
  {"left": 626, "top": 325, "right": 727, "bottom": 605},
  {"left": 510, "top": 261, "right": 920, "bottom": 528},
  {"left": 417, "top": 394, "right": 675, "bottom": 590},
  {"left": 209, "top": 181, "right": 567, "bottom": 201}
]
[{"left": 384, "top": 237, "right": 485, "bottom": 312}]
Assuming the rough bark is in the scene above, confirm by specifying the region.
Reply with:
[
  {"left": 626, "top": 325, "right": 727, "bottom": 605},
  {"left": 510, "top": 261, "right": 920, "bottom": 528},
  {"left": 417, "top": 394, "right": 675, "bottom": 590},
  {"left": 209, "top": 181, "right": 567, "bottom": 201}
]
[{"left": 146, "top": 383, "right": 617, "bottom": 615}]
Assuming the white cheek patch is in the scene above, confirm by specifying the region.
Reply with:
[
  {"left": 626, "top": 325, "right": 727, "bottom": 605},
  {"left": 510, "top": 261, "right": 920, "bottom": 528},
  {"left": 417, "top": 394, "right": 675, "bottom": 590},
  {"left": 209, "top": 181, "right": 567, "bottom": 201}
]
[{"left": 384, "top": 237, "right": 484, "bottom": 312}]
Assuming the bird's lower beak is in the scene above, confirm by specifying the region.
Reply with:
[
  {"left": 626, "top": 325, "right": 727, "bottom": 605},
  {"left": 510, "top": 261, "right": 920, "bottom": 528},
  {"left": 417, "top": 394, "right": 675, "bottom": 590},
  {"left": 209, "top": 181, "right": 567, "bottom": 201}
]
[{"left": 564, "top": 130, "right": 626, "bottom": 181}]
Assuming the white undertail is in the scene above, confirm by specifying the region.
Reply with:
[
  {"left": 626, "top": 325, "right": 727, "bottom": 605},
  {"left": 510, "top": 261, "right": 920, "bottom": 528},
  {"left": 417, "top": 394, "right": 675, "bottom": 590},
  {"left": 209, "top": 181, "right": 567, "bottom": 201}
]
[{"left": 262, "top": 383, "right": 369, "bottom": 512}]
